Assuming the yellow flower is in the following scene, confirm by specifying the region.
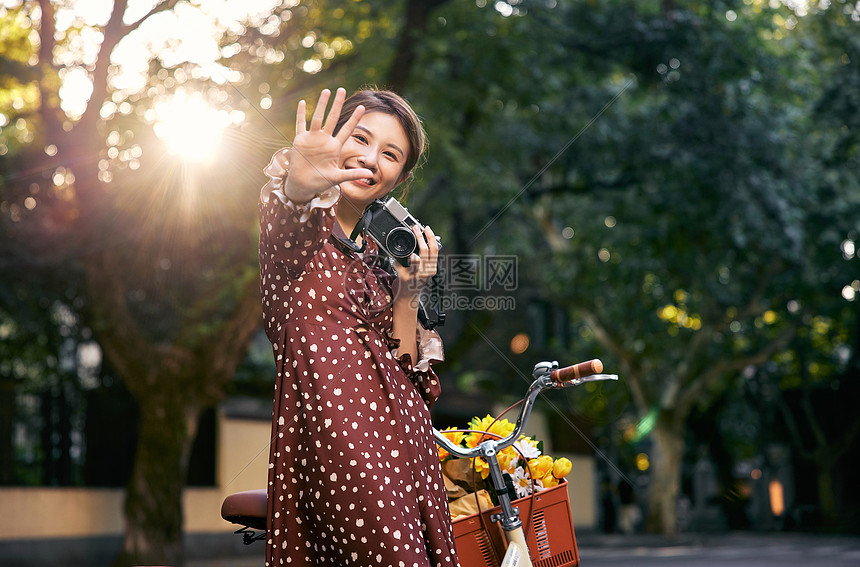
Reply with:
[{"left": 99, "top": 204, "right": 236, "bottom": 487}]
[
  {"left": 552, "top": 457, "right": 572, "bottom": 479},
  {"left": 471, "top": 457, "right": 490, "bottom": 479},
  {"left": 465, "top": 415, "right": 515, "bottom": 448},
  {"left": 498, "top": 447, "right": 520, "bottom": 473},
  {"left": 528, "top": 455, "right": 554, "bottom": 480},
  {"left": 542, "top": 473, "right": 559, "bottom": 488},
  {"left": 437, "top": 427, "right": 465, "bottom": 461}
]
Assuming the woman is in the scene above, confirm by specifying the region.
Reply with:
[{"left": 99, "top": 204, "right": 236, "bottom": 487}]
[{"left": 259, "top": 87, "right": 459, "bottom": 567}]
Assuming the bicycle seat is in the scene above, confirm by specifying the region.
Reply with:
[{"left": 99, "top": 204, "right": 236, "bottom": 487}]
[{"left": 221, "top": 489, "right": 267, "bottom": 531}]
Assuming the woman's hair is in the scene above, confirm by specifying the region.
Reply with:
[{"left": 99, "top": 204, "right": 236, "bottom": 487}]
[{"left": 333, "top": 89, "right": 427, "bottom": 186}]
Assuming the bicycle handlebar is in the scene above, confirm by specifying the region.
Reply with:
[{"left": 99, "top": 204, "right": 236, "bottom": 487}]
[
  {"left": 550, "top": 359, "right": 603, "bottom": 383},
  {"left": 434, "top": 359, "right": 617, "bottom": 461}
]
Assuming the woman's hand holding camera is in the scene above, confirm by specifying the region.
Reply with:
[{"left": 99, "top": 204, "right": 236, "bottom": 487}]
[
  {"left": 393, "top": 224, "right": 439, "bottom": 306},
  {"left": 284, "top": 88, "right": 374, "bottom": 204}
]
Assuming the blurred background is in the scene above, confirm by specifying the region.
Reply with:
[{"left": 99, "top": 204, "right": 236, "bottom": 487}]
[{"left": 1, "top": 0, "right": 858, "bottom": 566}]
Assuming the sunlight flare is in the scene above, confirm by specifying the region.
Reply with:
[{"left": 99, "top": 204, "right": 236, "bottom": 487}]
[{"left": 153, "top": 91, "right": 228, "bottom": 162}]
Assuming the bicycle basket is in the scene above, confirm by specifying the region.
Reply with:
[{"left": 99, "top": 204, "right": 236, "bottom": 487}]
[{"left": 451, "top": 479, "right": 580, "bottom": 567}]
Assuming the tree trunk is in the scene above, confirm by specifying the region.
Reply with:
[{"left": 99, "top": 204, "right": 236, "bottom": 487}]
[
  {"left": 113, "top": 394, "right": 200, "bottom": 567},
  {"left": 386, "top": 0, "right": 452, "bottom": 91},
  {"left": 816, "top": 457, "right": 838, "bottom": 525},
  {"left": 83, "top": 244, "right": 262, "bottom": 567},
  {"left": 646, "top": 419, "right": 684, "bottom": 534}
]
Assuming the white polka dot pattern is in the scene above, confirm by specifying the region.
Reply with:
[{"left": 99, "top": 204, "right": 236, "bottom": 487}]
[{"left": 259, "top": 189, "right": 459, "bottom": 566}]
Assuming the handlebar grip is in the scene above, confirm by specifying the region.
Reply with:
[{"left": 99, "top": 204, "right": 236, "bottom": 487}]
[{"left": 550, "top": 359, "right": 603, "bottom": 383}]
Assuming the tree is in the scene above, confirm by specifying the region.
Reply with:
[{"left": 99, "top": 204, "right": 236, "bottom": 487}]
[
  {"left": 400, "top": 0, "right": 859, "bottom": 533},
  {"left": 750, "top": 1, "right": 860, "bottom": 526},
  {"left": 1, "top": 1, "right": 277, "bottom": 563}
]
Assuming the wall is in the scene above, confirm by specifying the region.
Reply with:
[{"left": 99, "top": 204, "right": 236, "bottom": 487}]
[
  {"left": 0, "top": 406, "right": 596, "bottom": 561},
  {"left": 0, "top": 410, "right": 272, "bottom": 543}
]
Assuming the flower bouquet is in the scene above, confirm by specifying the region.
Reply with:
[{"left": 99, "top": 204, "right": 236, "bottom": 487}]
[{"left": 438, "top": 414, "right": 572, "bottom": 519}]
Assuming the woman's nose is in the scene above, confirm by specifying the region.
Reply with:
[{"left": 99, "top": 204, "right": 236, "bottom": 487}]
[{"left": 358, "top": 151, "right": 378, "bottom": 171}]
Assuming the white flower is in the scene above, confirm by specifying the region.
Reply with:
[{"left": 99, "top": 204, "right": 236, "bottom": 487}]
[
  {"left": 511, "top": 466, "right": 533, "bottom": 499},
  {"left": 513, "top": 437, "right": 541, "bottom": 460}
]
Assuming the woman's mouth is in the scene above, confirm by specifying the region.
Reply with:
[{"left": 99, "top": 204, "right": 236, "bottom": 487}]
[{"left": 345, "top": 166, "right": 376, "bottom": 187}]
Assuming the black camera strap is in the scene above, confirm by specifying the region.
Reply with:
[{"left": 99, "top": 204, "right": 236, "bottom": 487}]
[
  {"left": 330, "top": 206, "right": 371, "bottom": 255},
  {"left": 348, "top": 206, "right": 373, "bottom": 245}
]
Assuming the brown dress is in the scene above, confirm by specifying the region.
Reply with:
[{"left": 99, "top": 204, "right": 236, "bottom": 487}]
[{"left": 259, "top": 149, "right": 459, "bottom": 567}]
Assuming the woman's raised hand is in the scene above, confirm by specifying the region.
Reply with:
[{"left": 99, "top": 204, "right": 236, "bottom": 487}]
[{"left": 284, "top": 88, "right": 374, "bottom": 203}]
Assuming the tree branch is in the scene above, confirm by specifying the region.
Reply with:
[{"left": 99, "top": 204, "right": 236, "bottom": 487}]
[
  {"left": 36, "top": 0, "right": 56, "bottom": 71},
  {"left": 80, "top": 0, "right": 128, "bottom": 129},
  {"left": 198, "top": 275, "right": 262, "bottom": 404},
  {"left": 675, "top": 322, "right": 797, "bottom": 415},
  {"left": 122, "top": 0, "right": 183, "bottom": 37},
  {"left": 36, "top": 0, "right": 63, "bottom": 141},
  {"left": 580, "top": 307, "right": 648, "bottom": 414},
  {"left": 83, "top": 0, "right": 183, "bottom": 129},
  {"left": 776, "top": 393, "right": 815, "bottom": 461},
  {"left": 83, "top": 248, "right": 163, "bottom": 389},
  {"left": 672, "top": 323, "right": 714, "bottom": 402},
  {"left": 386, "top": 0, "right": 452, "bottom": 91}
]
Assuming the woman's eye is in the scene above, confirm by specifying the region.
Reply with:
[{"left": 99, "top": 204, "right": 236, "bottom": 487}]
[
  {"left": 383, "top": 151, "right": 399, "bottom": 161},
  {"left": 353, "top": 134, "right": 367, "bottom": 143}
]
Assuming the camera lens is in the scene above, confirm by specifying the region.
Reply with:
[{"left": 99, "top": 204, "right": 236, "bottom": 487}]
[{"left": 386, "top": 227, "right": 416, "bottom": 258}]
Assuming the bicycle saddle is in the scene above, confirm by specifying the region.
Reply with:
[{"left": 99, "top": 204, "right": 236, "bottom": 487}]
[{"left": 221, "top": 489, "right": 267, "bottom": 531}]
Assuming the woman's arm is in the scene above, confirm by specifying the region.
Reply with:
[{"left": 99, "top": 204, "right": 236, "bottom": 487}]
[
  {"left": 391, "top": 296, "right": 420, "bottom": 362},
  {"left": 391, "top": 224, "right": 440, "bottom": 362}
]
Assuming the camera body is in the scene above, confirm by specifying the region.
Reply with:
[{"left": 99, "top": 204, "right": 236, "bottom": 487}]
[
  {"left": 357, "top": 197, "right": 446, "bottom": 330},
  {"left": 362, "top": 197, "right": 430, "bottom": 267}
]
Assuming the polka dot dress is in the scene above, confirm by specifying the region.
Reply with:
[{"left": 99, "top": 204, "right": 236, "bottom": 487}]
[{"left": 258, "top": 178, "right": 460, "bottom": 566}]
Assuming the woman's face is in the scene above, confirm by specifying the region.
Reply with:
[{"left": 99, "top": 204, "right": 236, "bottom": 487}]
[{"left": 339, "top": 112, "right": 410, "bottom": 209}]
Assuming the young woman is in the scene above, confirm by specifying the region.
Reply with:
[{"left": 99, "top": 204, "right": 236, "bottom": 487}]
[{"left": 258, "top": 87, "right": 459, "bottom": 566}]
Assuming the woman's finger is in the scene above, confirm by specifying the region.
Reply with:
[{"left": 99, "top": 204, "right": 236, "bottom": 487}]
[
  {"left": 413, "top": 226, "right": 428, "bottom": 257},
  {"left": 295, "top": 99, "right": 307, "bottom": 135},
  {"left": 323, "top": 88, "right": 346, "bottom": 133},
  {"left": 329, "top": 166, "right": 374, "bottom": 186},
  {"left": 309, "top": 89, "right": 331, "bottom": 131},
  {"left": 424, "top": 226, "right": 438, "bottom": 259},
  {"left": 335, "top": 103, "right": 367, "bottom": 144},
  {"left": 411, "top": 226, "right": 435, "bottom": 279}
]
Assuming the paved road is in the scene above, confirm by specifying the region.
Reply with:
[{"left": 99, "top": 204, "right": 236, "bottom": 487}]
[
  {"left": 187, "top": 531, "right": 860, "bottom": 566},
  {"left": 575, "top": 531, "right": 860, "bottom": 566}
]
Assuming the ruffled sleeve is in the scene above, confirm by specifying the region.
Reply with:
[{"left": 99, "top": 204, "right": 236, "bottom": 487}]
[
  {"left": 391, "top": 327, "right": 445, "bottom": 408},
  {"left": 259, "top": 148, "right": 341, "bottom": 278}
]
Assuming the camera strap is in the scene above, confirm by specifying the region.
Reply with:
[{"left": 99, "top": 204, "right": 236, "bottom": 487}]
[
  {"left": 331, "top": 206, "right": 374, "bottom": 254},
  {"left": 325, "top": 205, "right": 371, "bottom": 255},
  {"left": 349, "top": 206, "right": 373, "bottom": 243}
]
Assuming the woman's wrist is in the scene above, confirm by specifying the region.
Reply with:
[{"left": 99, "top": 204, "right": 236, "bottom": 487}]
[
  {"left": 391, "top": 295, "right": 420, "bottom": 362},
  {"left": 283, "top": 177, "right": 333, "bottom": 205}
]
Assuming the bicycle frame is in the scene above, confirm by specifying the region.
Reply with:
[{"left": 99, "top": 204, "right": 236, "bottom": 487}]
[{"left": 433, "top": 360, "right": 617, "bottom": 567}]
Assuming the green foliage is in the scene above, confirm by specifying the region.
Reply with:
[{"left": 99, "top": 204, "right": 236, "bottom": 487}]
[
  {"left": 400, "top": 0, "right": 858, "bottom": 408},
  {"left": 390, "top": 0, "right": 858, "bottom": 531}
]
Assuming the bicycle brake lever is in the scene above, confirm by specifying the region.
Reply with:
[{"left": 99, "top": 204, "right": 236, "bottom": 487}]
[
  {"left": 560, "top": 373, "right": 619, "bottom": 386},
  {"left": 532, "top": 360, "right": 557, "bottom": 379}
]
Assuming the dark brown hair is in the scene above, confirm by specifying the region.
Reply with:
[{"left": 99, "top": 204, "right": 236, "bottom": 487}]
[{"left": 333, "top": 89, "right": 427, "bottom": 187}]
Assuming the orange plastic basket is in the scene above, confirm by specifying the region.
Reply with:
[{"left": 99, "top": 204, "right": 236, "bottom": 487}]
[{"left": 451, "top": 480, "right": 580, "bottom": 567}]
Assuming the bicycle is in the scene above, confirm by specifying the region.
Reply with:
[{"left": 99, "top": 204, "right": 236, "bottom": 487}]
[{"left": 221, "top": 358, "right": 617, "bottom": 566}]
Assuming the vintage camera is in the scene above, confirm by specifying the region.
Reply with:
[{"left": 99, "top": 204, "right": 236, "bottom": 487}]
[
  {"left": 359, "top": 197, "right": 435, "bottom": 267},
  {"left": 353, "top": 197, "right": 446, "bottom": 329}
]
